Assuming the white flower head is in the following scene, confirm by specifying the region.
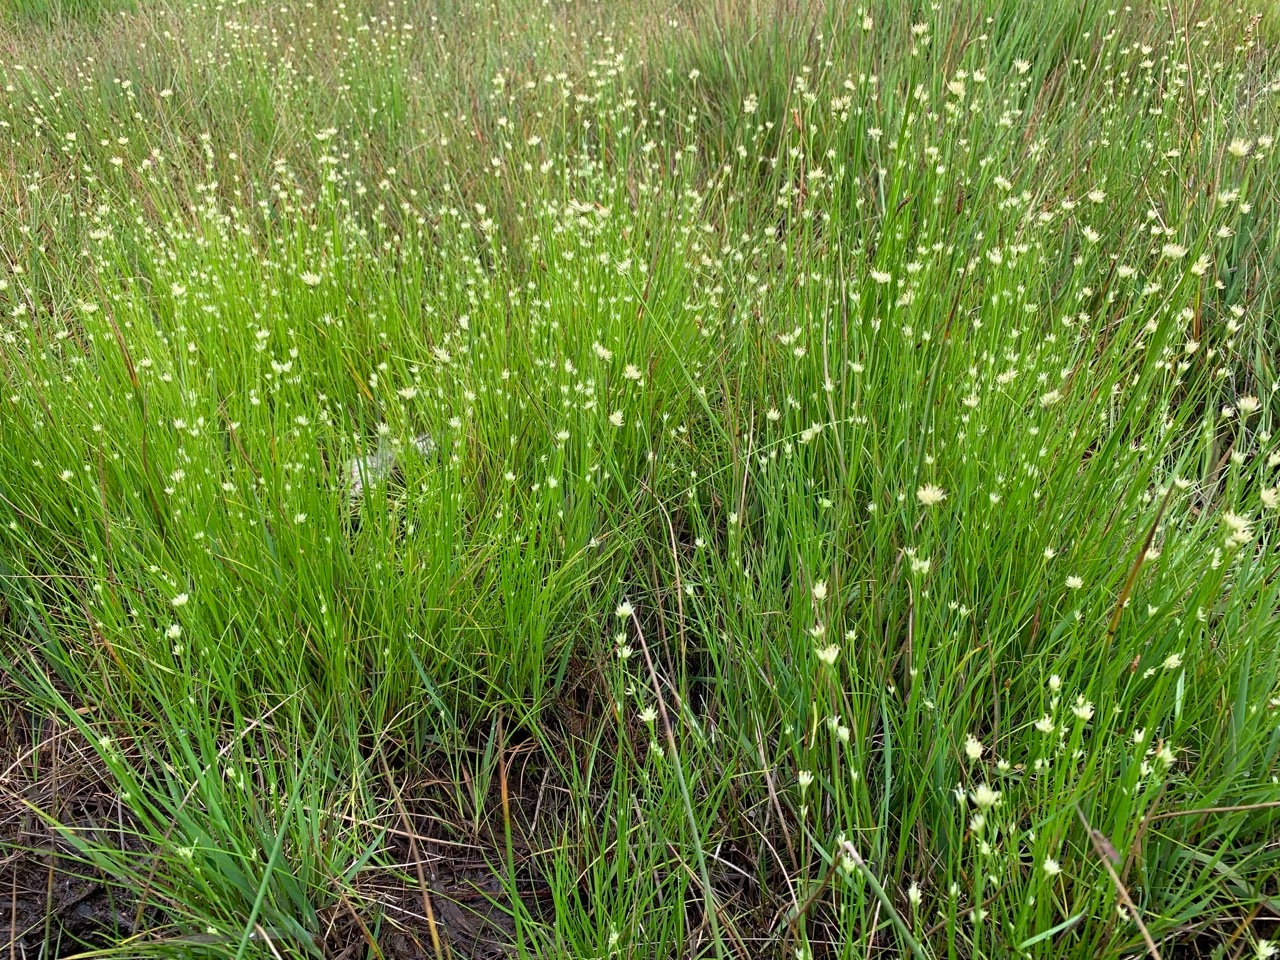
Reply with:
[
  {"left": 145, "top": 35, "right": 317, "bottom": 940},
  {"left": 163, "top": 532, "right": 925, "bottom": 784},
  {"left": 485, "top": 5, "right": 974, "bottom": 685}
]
[
  {"left": 916, "top": 484, "right": 947, "bottom": 507},
  {"left": 970, "top": 783, "right": 1001, "bottom": 810}
]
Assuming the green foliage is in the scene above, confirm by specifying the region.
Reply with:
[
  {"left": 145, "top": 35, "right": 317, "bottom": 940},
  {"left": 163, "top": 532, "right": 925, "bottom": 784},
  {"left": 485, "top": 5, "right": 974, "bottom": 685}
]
[
  {"left": 0, "top": 0, "right": 133, "bottom": 27},
  {"left": 2, "top": 0, "right": 1280, "bottom": 957}
]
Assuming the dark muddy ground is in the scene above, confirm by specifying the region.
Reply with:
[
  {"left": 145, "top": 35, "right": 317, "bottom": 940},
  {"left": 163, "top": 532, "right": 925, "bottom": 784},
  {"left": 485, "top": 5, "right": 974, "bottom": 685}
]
[
  {"left": 5, "top": 674, "right": 1274, "bottom": 959},
  {"left": 1, "top": 699, "right": 151, "bottom": 958},
  {"left": 1, "top": 691, "right": 546, "bottom": 959}
]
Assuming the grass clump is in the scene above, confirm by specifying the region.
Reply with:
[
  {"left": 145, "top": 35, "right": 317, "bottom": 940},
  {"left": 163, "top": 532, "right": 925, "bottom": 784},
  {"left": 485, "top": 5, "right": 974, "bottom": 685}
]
[
  {"left": 2, "top": 0, "right": 1280, "bottom": 958},
  {"left": 0, "top": 0, "right": 133, "bottom": 28}
]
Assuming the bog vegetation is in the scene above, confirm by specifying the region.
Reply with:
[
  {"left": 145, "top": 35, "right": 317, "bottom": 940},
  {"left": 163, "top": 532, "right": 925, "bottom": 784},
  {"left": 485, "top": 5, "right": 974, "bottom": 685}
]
[{"left": 2, "top": 0, "right": 1280, "bottom": 957}]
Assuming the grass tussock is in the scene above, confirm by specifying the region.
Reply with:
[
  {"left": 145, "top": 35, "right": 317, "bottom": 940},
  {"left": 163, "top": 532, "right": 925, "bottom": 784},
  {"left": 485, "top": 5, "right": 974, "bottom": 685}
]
[{"left": 3, "top": 0, "right": 1280, "bottom": 957}]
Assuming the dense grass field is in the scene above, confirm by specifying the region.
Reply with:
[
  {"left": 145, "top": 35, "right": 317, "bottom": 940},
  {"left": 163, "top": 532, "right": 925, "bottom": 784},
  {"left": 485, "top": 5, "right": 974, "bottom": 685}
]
[{"left": 3, "top": 0, "right": 1280, "bottom": 956}]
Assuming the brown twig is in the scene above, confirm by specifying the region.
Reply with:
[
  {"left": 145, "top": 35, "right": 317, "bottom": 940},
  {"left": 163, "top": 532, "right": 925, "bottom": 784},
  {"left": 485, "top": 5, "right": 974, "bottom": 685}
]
[
  {"left": 626, "top": 606, "right": 727, "bottom": 960},
  {"left": 838, "top": 841, "right": 929, "bottom": 960},
  {"left": 754, "top": 725, "right": 797, "bottom": 874},
  {"left": 377, "top": 748, "right": 446, "bottom": 960},
  {"left": 1146, "top": 800, "right": 1280, "bottom": 824},
  {"left": 1076, "top": 805, "right": 1162, "bottom": 959},
  {"left": 864, "top": 900, "right": 882, "bottom": 959},
  {"left": 640, "top": 480, "right": 688, "bottom": 682},
  {"left": 9, "top": 860, "right": 17, "bottom": 960},
  {"left": 1108, "top": 485, "right": 1174, "bottom": 645},
  {"left": 774, "top": 848, "right": 840, "bottom": 941},
  {"left": 255, "top": 922, "right": 288, "bottom": 960},
  {"left": 338, "top": 892, "right": 385, "bottom": 960}
]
